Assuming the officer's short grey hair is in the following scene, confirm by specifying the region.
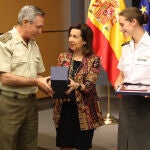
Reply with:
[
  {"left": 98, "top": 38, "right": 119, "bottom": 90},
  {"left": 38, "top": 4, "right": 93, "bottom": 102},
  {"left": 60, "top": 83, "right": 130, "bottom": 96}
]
[{"left": 18, "top": 5, "right": 45, "bottom": 25}]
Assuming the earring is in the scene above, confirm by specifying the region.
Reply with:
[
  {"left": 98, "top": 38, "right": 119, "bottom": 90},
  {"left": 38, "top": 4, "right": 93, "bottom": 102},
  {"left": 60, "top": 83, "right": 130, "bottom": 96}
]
[{"left": 83, "top": 43, "right": 86, "bottom": 47}]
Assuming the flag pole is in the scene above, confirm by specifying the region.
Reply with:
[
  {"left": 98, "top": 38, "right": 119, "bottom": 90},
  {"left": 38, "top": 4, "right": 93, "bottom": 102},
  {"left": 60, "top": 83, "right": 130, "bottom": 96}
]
[{"left": 103, "top": 81, "right": 118, "bottom": 125}]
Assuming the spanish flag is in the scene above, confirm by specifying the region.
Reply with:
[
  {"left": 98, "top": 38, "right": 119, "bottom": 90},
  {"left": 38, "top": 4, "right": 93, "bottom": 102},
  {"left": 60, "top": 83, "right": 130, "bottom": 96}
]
[{"left": 87, "top": 0, "right": 126, "bottom": 87}]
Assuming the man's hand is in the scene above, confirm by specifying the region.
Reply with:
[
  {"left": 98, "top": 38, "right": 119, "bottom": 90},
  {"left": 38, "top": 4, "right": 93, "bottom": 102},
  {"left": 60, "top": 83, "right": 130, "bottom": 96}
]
[{"left": 37, "top": 76, "right": 53, "bottom": 97}]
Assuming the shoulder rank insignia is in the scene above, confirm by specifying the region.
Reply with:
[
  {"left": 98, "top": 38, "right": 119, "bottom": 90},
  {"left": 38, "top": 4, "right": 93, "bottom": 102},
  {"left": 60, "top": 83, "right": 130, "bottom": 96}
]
[
  {"left": 121, "top": 41, "right": 130, "bottom": 46},
  {"left": 0, "top": 32, "right": 12, "bottom": 43}
]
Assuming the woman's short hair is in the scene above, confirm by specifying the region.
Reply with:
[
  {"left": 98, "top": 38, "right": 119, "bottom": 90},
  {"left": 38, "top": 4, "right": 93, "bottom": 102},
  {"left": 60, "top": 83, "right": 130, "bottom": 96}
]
[{"left": 68, "top": 23, "right": 94, "bottom": 56}]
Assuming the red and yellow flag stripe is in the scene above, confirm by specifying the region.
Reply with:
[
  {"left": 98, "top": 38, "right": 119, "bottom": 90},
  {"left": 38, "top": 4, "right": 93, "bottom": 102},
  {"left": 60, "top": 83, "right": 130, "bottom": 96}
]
[{"left": 87, "top": 0, "right": 127, "bottom": 86}]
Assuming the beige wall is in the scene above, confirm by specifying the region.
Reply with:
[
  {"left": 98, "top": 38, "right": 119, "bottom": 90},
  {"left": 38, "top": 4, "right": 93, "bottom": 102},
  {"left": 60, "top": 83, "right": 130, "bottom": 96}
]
[{"left": 0, "top": 0, "right": 71, "bottom": 98}]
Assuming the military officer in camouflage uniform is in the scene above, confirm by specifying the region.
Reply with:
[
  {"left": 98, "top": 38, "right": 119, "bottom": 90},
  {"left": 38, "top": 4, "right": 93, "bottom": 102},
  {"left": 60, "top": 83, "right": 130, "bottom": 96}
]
[{"left": 0, "top": 5, "right": 52, "bottom": 150}]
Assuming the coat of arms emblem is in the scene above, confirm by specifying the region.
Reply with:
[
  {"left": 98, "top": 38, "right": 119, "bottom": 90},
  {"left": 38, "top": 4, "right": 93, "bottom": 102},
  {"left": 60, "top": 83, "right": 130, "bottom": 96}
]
[{"left": 89, "top": 0, "right": 119, "bottom": 26}]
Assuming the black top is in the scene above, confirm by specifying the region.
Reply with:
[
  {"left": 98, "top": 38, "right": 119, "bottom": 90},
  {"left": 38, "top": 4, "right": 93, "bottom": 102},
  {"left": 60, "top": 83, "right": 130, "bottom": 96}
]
[{"left": 69, "top": 60, "right": 82, "bottom": 101}]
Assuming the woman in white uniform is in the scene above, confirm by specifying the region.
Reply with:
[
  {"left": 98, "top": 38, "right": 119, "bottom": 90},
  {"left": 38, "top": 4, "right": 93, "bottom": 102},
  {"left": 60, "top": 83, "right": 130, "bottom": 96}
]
[{"left": 115, "top": 7, "right": 150, "bottom": 150}]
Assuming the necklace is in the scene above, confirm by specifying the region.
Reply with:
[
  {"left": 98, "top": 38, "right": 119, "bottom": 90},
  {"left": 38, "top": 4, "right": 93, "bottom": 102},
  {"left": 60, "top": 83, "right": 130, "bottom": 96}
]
[{"left": 69, "top": 54, "right": 82, "bottom": 79}]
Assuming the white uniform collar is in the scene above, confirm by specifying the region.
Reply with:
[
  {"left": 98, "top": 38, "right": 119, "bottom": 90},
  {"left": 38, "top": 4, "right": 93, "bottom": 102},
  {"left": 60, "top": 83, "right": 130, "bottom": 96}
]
[{"left": 129, "top": 31, "right": 150, "bottom": 47}]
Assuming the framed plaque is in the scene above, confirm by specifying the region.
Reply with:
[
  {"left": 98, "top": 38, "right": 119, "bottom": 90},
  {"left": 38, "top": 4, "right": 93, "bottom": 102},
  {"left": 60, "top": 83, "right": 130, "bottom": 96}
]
[{"left": 116, "top": 83, "right": 150, "bottom": 96}]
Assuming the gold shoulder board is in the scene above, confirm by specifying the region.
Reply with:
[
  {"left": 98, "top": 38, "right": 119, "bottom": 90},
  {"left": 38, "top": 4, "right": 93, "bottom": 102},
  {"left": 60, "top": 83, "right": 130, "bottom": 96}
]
[
  {"left": 121, "top": 41, "right": 130, "bottom": 46},
  {"left": 0, "top": 32, "right": 12, "bottom": 43}
]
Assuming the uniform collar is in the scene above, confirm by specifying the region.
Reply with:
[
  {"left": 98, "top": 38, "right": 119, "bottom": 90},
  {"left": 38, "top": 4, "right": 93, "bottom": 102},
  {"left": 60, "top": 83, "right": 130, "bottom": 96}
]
[
  {"left": 140, "top": 31, "right": 150, "bottom": 46},
  {"left": 130, "top": 31, "right": 150, "bottom": 47},
  {"left": 11, "top": 27, "right": 35, "bottom": 46},
  {"left": 11, "top": 27, "right": 24, "bottom": 44}
]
